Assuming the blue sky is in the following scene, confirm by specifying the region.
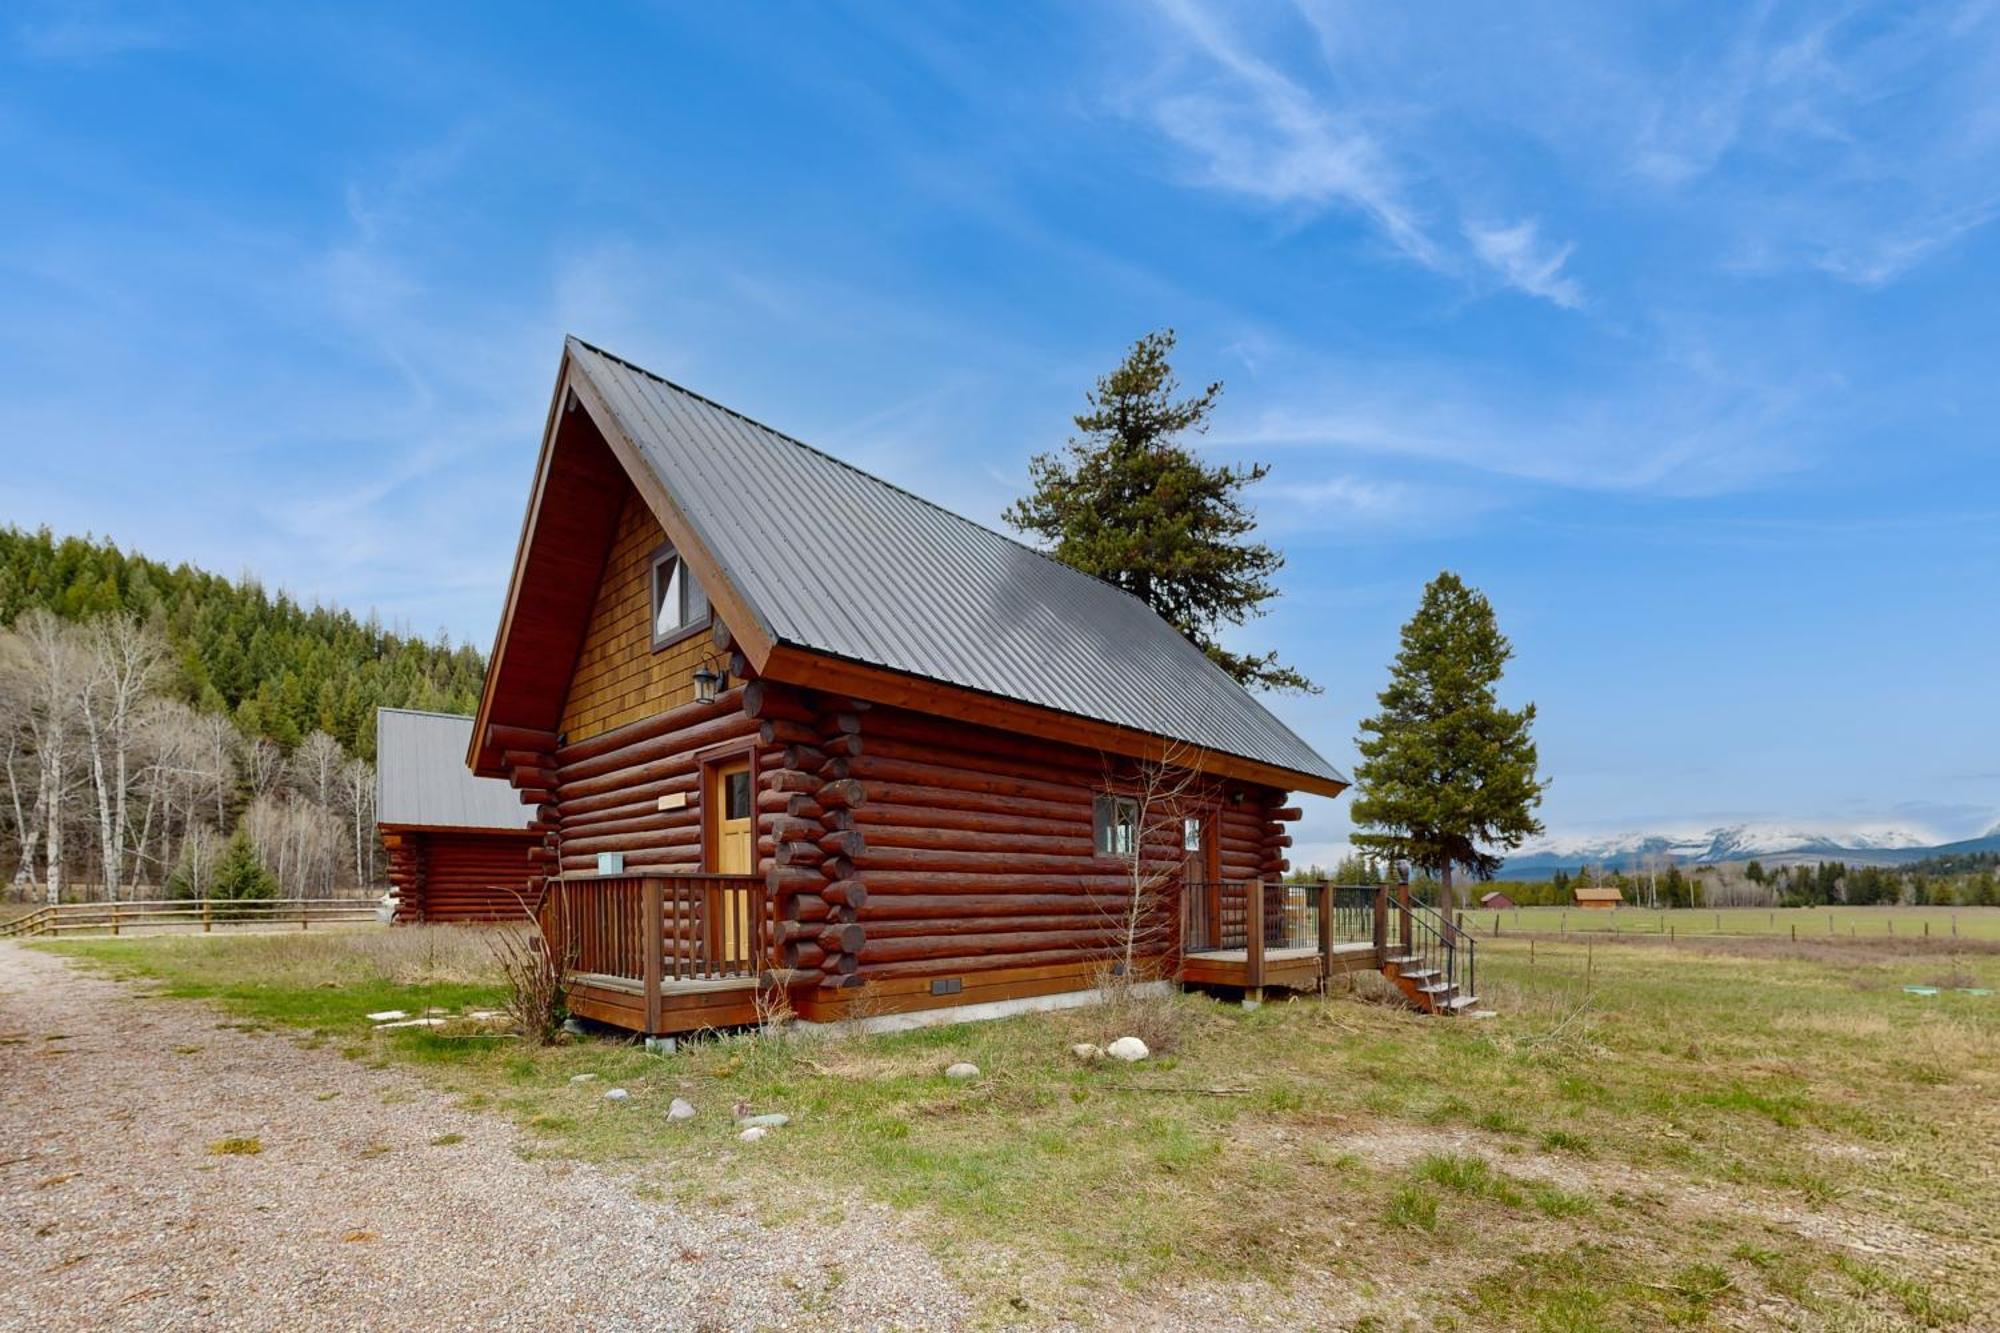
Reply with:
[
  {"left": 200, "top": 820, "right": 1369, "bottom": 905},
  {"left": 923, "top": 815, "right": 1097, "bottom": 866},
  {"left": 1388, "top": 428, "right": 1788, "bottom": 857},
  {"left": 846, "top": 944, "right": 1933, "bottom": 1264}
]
[{"left": 3, "top": 1, "right": 1996, "bottom": 865}]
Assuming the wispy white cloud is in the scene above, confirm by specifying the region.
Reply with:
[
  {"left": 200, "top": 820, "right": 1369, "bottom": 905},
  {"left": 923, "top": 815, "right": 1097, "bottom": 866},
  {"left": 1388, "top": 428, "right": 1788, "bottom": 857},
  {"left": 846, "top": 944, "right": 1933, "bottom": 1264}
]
[
  {"left": 1142, "top": 0, "right": 1436, "bottom": 265},
  {"left": 1464, "top": 218, "right": 1584, "bottom": 308}
]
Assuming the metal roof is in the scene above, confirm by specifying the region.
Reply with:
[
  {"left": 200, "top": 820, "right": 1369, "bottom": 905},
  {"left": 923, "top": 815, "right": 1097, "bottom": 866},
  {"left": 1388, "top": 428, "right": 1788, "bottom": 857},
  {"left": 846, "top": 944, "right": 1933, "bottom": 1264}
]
[
  {"left": 568, "top": 339, "right": 1345, "bottom": 788},
  {"left": 377, "top": 708, "right": 535, "bottom": 830}
]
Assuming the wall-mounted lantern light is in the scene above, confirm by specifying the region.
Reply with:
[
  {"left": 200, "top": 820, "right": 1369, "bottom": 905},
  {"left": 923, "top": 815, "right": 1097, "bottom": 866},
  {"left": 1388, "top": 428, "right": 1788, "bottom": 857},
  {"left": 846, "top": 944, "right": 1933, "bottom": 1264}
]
[{"left": 692, "top": 654, "right": 728, "bottom": 705}]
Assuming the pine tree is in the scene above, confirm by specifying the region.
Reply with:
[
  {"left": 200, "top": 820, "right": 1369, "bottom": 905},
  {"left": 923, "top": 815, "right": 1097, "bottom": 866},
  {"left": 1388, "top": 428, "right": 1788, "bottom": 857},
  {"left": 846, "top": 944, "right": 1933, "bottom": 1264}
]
[
  {"left": 210, "top": 830, "right": 278, "bottom": 903},
  {"left": 1004, "top": 330, "right": 1315, "bottom": 693},
  {"left": 1348, "top": 572, "right": 1546, "bottom": 913}
]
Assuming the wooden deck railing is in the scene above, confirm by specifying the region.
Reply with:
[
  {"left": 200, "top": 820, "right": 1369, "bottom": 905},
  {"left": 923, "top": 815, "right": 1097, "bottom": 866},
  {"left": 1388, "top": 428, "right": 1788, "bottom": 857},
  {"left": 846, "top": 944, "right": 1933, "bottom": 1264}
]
[
  {"left": 1182, "top": 880, "right": 1475, "bottom": 998},
  {"left": 541, "top": 873, "right": 771, "bottom": 990}
]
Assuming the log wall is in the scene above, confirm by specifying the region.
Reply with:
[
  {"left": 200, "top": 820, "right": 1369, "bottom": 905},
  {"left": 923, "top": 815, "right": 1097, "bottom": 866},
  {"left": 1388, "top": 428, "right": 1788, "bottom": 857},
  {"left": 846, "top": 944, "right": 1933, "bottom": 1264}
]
[
  {"left": 560, "top": 487, "right": 714, "bottom": 744},
  {"left": 533, "top": 657, "right": 1300, "bottom": 1021},
  {"left": 385, "top": 828, "right": 538, "bottom": 924}
]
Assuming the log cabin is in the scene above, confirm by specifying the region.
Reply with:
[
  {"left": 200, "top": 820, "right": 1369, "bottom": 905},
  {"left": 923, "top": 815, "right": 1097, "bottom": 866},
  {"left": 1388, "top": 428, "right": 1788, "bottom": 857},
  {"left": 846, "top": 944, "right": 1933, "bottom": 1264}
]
[
  {"left": 469, "top": 337, "right": 1481, "bottom": 1033},
  {"left": 377, "top": 708, "right": 538, "bottom": 923}
]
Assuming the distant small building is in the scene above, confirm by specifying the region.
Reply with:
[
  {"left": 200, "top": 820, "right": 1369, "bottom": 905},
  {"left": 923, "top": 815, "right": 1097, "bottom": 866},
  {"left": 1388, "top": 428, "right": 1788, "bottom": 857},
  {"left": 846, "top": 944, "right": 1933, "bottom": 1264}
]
[
  {"left": 377, "top": 708, "right": 537, "bottom": 924},
  {"left": 1480, "top": 890, "right": 1516, "bottom": 910},
  {"left": 1573, "top": 886, "right": 1625, "bottom": 910}
]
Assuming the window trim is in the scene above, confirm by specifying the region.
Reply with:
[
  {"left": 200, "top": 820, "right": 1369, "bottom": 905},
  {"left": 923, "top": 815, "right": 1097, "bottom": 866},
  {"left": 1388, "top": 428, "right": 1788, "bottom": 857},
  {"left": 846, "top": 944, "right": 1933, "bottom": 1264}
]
[
  {"left": 649, "top": 540, "right": 712, "bottom": 652},
  {"left": 1093, "top": 793, "right": 1140, "bottom": 860}
]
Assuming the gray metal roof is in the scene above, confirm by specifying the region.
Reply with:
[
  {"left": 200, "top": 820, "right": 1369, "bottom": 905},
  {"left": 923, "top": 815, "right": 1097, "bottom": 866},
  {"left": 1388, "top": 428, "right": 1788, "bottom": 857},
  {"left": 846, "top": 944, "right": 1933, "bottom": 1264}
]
[
  {"left": 569, "top": 338, "right": 1346, "bottom": 788},
  {"left": 377, "top": 708, "right": 535, "bottom": 829}
]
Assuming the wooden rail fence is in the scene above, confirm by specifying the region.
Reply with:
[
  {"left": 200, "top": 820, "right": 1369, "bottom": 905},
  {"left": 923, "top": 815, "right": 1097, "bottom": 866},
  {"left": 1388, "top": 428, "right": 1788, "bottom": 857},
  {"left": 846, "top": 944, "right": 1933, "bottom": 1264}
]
[{"left": 0, "top": 897, "right": 381, "bottom": 939}]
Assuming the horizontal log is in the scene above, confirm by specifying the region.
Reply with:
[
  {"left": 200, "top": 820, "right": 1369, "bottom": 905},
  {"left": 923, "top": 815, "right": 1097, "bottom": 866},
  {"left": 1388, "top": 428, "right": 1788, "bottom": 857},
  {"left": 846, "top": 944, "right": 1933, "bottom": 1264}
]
[
  {"left": 857, "top": 928, "right": 1126, "bottom": 964},
  {"left": 1270, "top": 806, "right": 1303, "bottom": 822},
  {"left": 765, "top": 769, "right": 819, "bottom": 794},
  {"left": 517, "top": 788, "right": 552, "bottom": 806},
  {"left": 822, "top": 878, "right": 868, "bottom": 909},
  {"left": 781, "top": 744, "right": 827, "bottom": 774},
  {"left": 816, "top": 779, "right": 866, "bottom": 811},
  {"left": 859, "top": 781, "right": 1081, "bottom": 824},
  {"left": 846, "top": 802, "right": 1089, "bottom": 839},
  {"left": 553, "top": 687, "right": 748, "bottom": 767},
  {"left": 509, "top": 767, "right": 560, "bottom": 790},
  {"left": 558, "top": 718, "right": 762, "bottom": 799},
  {"left": 819, "top": 733, "right": 863, "bottom": 759},
  {"left": 742, "top": 679, "right": 816, "bottom": 724},
  {"left": 860, "top": 869, "right": 1180, "bottom": 892},
  {"left": 846, "top": 824, "right": 1091, "bottom": 857},
  {"left": 487, "top": 723, "right": 559, "bottom": 753},
  {"left": 856, "top": 893, "right": 1138, "bottom": 919},
  {"left": 817, "top": 830, "right": 866, "bottom": 860},
  {"left": 857, "top": 947, "right": 1107, "bottom": 981},
  {"left": 766, "top": 866, "right": 831, "bottom": 897},
  {"left": 818, "top": 922, "right": 865, "bottom": 954},
  {"left": 500, "top": 748, "right": 555, "bottom": 771},
  {"left": 759, "top": 718, "right": 819, "bottom": 746},
  {"left": 559, "top": 773, "right": 700, "bottom": 820}
]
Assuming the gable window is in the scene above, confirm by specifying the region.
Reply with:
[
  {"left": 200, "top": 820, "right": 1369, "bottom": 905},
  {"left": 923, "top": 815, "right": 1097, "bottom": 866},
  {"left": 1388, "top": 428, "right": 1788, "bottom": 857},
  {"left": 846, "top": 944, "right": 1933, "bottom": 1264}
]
[
  {"left": 650, "top": 542, "right": 710, "bottom": 649},
  {"left": 1093, "top": 794, "right": 1139, "bottom": 858}
]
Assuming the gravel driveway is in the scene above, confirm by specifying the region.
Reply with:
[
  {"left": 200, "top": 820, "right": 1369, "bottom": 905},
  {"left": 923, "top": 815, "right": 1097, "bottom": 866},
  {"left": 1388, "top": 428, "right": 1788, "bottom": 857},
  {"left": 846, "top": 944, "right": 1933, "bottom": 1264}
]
[{"left": 0, "top": 942, "right": 971, "bottom": 1331}]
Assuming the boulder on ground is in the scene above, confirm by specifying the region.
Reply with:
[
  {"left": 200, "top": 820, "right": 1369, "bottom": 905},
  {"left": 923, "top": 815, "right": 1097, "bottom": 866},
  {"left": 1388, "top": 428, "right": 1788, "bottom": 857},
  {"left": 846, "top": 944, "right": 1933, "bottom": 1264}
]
[
  {"left": 739, "top": 1125, "right": 769, "bottom": 1142},
  {"left": 667, "top": 1098, "right": 696, "bottom": 1121},
  {"left": 1106, "top": 1036, "right": 1150, "bottom": 1063},
  {"left": 736, "top": 1112, "right": 790, "bottom": 1129},
  {"left": 944, "top": 1061, "right": 981, "bottom": 1081},
  {"left": 569, "top": 1073, "right": 599, "bottom": 1084},
  {"left": 603, "top": 1087, "right": 630, "bottom": 1102},
  {"left": 1070, "top": 1043, "right": 1105, "bottom": 1063}
]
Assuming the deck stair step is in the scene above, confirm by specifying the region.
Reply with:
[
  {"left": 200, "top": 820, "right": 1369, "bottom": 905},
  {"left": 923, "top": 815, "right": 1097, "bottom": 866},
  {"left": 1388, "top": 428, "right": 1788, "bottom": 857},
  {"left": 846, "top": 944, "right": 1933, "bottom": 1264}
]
[
  {"left": 1444, "top": 995, "right": 1482, "bottom": 1012},
  {"left": 1417, "top": 983, "right": 1457, "bottom": 997}
]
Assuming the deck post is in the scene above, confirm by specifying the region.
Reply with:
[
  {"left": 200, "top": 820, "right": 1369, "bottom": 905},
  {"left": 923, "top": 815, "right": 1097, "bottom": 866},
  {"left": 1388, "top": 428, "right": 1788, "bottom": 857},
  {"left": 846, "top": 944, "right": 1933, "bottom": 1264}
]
[
  {"left": 1397, "top": 878, "right": 1414, "bottom": 959},
  {"left": 1373, "top": 884, "right": 1388, "bottom": 965},
  {"left": 642, "top": 877, "right": 663, "bottom": 1034},
  {"left": 1245, "top": 878, "right": 1265, "bottom": 993},
  {"left": 1317, "top": 881, "right": 1335, "bottom": 990}
]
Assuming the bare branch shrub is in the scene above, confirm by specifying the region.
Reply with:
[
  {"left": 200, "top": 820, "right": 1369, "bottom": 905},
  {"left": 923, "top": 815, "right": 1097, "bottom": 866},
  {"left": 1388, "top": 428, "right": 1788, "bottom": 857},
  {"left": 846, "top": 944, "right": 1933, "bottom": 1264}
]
[{"left": 489, "top": 889, "right": 575, "bottom": 1044}]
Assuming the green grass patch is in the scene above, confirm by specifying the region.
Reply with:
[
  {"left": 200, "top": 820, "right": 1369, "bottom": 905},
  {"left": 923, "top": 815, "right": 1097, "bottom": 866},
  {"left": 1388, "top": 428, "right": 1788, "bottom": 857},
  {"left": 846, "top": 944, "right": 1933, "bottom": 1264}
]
[{"left": 36, "top": 920, "right": 2000, "bottom": 1328}]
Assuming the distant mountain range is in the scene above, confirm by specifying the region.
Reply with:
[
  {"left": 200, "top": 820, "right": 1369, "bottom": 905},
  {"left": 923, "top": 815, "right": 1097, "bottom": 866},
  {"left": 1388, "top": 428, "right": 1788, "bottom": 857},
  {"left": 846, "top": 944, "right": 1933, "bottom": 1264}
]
[{"left": 1496, "top": 821, "right": 2000, "bottom": 879}]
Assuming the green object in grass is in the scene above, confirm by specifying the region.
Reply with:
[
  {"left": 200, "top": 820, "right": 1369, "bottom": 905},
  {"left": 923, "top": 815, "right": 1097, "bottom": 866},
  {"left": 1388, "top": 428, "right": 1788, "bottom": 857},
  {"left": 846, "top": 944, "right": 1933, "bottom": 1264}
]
[
  {"left": 1956, "top": 988, "right": 1992, "bottom": 997},
  {"left": 1902, "top": 986, "right": 1940, "bottom": 997}
]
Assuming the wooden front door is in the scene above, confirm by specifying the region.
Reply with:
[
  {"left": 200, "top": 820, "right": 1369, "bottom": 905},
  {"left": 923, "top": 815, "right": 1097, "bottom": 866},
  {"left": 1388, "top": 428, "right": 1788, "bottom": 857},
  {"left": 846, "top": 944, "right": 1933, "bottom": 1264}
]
[
  {"left": 709, "top": 759, "right": 754, "bottom": 874},
  {"left": 708, "top": 757, "right": 754, "bottom": 966}
]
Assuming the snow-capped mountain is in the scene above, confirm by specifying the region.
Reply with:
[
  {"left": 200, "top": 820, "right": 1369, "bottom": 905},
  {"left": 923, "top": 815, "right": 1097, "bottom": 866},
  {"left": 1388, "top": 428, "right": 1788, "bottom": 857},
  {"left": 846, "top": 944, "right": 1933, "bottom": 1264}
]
[{"left": 1498, "top": 822, "right": 1938, "bottom": 877}]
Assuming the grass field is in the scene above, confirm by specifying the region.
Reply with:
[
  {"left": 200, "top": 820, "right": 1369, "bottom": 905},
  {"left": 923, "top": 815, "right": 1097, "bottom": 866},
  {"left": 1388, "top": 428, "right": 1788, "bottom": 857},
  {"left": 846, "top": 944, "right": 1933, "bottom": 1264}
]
[
  {"left": 37, "top": 917, "right": 2000, "bottom": 1330},
  {"left": 1469, "top": 903, "right": 2000, "bottom": 942}
]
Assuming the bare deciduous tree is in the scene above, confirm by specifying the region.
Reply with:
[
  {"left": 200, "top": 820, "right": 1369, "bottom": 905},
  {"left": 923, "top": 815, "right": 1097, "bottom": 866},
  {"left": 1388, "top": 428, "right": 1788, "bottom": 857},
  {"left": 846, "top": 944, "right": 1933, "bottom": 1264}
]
[
  {"left": 0, "top": 611, "right": 90, "bottom": 903},
  {"left": 77, "top": 614, "right": 167, "bottom": 902}
]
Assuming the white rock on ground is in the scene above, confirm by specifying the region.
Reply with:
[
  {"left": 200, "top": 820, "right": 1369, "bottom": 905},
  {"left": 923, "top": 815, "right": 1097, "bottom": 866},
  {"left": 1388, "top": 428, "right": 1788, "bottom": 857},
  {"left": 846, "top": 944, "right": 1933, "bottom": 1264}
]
[
  {"left": 365, "top": 1010, "right": 408, "bottom": 1022},
  {"left": 1070, "top": 1043, "right": 1104, "bottom": 1062},
  {"left": 1107, "top": 1037, "right": 1150, "bottom": 1062},
  {"left": 668, "top": 1097, "right": 697, "bottom": 1120},
  {"left": 739, "top": 1125, "right": 770, "bottom": 1142},
  {"left": 603, "top": 1088, "right": 630, "bottom": 1102},
  {"left": 568, "top": 1073, "right": 599, "bottom": 1084},
  {"left": 943, "top": 1062, "right": 980, "bottom": 1081},
  {"left": 0, "top": 941, "right": 972, "bottom": 1331}
]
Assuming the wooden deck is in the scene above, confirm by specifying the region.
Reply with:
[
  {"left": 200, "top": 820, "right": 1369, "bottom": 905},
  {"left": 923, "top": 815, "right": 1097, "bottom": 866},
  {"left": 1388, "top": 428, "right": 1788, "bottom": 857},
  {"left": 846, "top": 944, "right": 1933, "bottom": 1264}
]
[{"left": 543, "top": 873, "right": 773, "bottom": 1035}]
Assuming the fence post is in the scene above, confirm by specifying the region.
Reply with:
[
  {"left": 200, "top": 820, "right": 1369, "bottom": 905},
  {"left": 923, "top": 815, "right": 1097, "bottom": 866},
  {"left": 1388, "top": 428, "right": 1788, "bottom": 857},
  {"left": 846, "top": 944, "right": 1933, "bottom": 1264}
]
[
  {"left": 202, "top": 898, "right": 211, "bottom": 933},
  {"left": 1245, "top": 878, "right": 1265, "bottom": 999},
  {"left": 111, "top": 904, "right": 120, "bottom": 937}
]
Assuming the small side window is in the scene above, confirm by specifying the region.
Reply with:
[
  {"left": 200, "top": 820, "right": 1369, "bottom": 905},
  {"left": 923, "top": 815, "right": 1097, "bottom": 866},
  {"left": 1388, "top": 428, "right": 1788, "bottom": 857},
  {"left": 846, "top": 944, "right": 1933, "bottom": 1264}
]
[
  {"left": 1093, "top": 794, "right": 1139, "bottom": 858},
  {"left": 650, "top": 543, "right": 709, "bottom": 648},
  {"left": 1182, "top": 815, "right": 1203, "bottom": 853}
]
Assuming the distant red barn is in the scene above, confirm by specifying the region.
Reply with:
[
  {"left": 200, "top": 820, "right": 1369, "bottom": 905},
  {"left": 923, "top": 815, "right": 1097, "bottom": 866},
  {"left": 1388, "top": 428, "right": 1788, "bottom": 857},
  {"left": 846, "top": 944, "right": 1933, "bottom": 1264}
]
[
  {"left": 377, "top": 708, "right": 537, "bottom": 923},
  {"left": 1572, "top": 886, "right": 1625, "bottom": 910},
  {"left": 1479, "top": 890, "right": 1516, "bottom": 910}
]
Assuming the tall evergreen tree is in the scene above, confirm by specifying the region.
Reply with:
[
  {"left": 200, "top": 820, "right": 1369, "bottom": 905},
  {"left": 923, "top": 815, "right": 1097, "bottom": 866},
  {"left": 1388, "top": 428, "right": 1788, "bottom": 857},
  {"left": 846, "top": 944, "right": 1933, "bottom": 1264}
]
[
  {"left": 1004, "top": 330, "right": 1315, "bottom": 694},
  {"left": 1349, "top": 572, "right": 1546, "bottom": 912}
]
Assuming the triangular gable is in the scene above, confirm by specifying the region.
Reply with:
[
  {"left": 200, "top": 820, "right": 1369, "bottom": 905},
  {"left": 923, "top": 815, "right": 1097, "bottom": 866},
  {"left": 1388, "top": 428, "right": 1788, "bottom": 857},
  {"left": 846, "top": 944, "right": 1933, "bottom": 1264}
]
[{"left": 472, "top": 338, "right": 1347, "bottom": 796}]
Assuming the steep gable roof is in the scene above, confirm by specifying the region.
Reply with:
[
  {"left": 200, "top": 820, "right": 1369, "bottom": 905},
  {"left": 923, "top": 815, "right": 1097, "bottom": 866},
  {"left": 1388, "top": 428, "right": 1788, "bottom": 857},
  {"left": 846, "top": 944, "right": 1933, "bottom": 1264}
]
[{"left": 473, "top": 338, "right": 1345, "bottom": 795}]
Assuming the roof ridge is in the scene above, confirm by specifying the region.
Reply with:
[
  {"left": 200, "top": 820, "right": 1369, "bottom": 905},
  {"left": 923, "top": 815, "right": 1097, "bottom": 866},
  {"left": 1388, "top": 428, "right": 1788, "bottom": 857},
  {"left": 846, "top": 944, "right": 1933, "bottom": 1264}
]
[
  {"left": 565, "top": 335, "right": 1179, "bottom": 621},
  {"left": 377, "top": 707, "right": 475, "bottom": 722}
]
